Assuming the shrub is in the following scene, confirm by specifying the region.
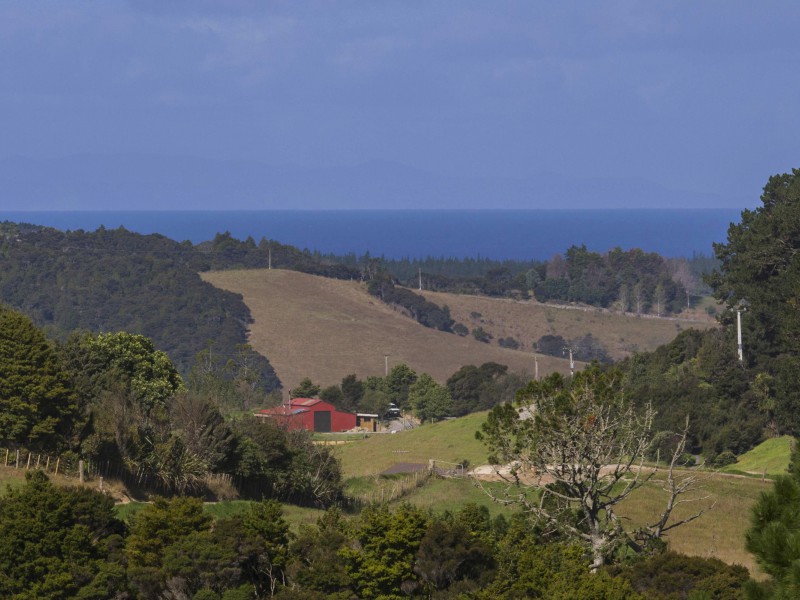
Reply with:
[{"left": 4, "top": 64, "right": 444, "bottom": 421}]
[
  {"left": 498, "top": 337, "right": 521, "bottom": 350},
  {"left": 472, "top": 327, "right": 491, "bottom": 343}
]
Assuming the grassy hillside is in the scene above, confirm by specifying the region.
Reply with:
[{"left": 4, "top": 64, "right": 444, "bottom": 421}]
[
  {"left": 335, "top": 412, "right": 491, "bottom": 477},
  {"left": 202, "top": 269, "right": 574, "bottom": 392},
  {"left": 422, "top": 289, "right": 716, "bottom": 361},
  {"left": 202, "top": 269, "right": 705, "bottom": 392},
  {"left": 617, "top": 472, "right": 770, "bottom": 575},
  {"left": 335, "top": 411, "right": 778, "bottom": 575},
  {"left": 722, "top": 435, "right": 794, "bottom": 476}
]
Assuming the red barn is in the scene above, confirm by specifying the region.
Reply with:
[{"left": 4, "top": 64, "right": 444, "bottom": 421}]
[{"left": 255, "top": 398, "right": 357, "bottom": 433}]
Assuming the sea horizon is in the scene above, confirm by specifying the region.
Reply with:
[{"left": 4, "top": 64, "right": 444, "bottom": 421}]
[{"left": 1, "top": 208, "right": 742, "bottom": 261}]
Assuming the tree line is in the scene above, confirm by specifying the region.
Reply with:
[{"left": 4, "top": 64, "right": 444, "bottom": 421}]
[
  {"left": 327, "top": 246, "right": 717, "bottom": 315},
  {"left": 290, "top": 360, "right": 524, "bottom": 423}
]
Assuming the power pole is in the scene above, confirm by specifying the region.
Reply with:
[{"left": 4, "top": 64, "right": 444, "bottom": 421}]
[
  {"left": 418, "top": 267, "right": 422, "bottom": 291},
  {"left": 736, "top": 308, "right": 745, "bottom": 363},
  {"left": 268, "top": 246, "right": 272, "bottom": 270},
  {"left": 384, "top": 354, "right": 389, "bottom": 376},
  {"left": 563, "top": 346, "right": 574, "bottom": 377},
  {"left": 534, "top": 352, "right": 539, "bottom": 381}
]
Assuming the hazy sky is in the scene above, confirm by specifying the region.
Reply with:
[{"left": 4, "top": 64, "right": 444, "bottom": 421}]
[{"left": 1, "top": 1, "right": 798, "bottom": 209}]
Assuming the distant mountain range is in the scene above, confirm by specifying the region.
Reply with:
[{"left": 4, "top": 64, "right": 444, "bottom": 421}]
[{"left": 0, "top": 154, "right": 745, "bottom": 210}]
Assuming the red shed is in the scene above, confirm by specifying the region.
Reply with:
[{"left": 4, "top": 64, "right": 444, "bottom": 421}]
[{"left": 255, "top": 398, "right": 357, "bottom": 433}]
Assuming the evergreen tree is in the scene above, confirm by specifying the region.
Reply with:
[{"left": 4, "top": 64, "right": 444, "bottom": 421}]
[
  {"left": 746, "top": 441, "right": 800, "bottom": 598},
  {"left": 409, "top": 373, "right": 453, "bottom": 423},
  {"left": 0, "top": 471, "right": 126, "bottom": 599},
  {"left": 0, "top": 306, "right": 77, "bottom": 450}
]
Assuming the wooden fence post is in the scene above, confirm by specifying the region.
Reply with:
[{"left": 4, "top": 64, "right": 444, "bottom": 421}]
[
  {"left": 79, "top": 460, "right": 84, "bottom": 483},
  {"left": 45, "top": 456, "right": 50, "bottom": 472},
  {"left": 4, "top": 448, "right": 7, "bottom": 467},
  {"left": 54, "top": 457, "right": 60, "bottom": 476},
  {"left": 25, "top": 453, "right": 31, "bottom": 470},
  {"left": 15, "top": 449, "right": 20, "bottom": 469}
]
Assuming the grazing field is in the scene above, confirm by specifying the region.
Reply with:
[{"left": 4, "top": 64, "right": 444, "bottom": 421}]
[
  {"left": 384, "top": 476, "right": 517, "bottom": 518},
  {"left": 0, "top": 468, "right": 28, "bottom": 492},
  {"left": 335, "top": 411, "right": 491, "bottom": 478},
  {"left": 202, "top": 269, "right": 708, "bottom": 393},
  {"left": 335, "top": 411, "right": 782, "bottom": 576},
  {"left": 617, "top": 471, "right": 771, "bottom": 576},
  {"left": 202, "top": 269, "right": 573, "bottom": 393},
  {"left": 422, "top": 289, "right": 716, "bottom": 361},
  {"left": 722, "top": 435, "right": 794, "bottom": 476}
]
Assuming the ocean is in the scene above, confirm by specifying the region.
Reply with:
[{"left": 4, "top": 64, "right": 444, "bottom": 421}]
[{"left": 1, "top": 209, "right": 742, "bottom": 261}]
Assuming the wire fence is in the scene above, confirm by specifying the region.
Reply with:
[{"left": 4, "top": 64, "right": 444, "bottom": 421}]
[
  {"left": 2, "top": 447, "right": 83, "bottom": 479},
  {"left": 0, "top": 447, "right": 235, "bottom": 496}
]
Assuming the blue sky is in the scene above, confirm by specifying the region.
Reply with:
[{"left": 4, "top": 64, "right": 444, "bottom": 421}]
[{"left": 1, "top": 1, "right": 798, "bottom": 209}]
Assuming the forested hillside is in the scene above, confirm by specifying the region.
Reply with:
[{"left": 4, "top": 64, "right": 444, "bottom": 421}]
[
  {"left": 0, "top": 219, "right": 715, "bottom": 385},
  {"left": 0, "top": 223, "right": 279, "bottom": 390}
]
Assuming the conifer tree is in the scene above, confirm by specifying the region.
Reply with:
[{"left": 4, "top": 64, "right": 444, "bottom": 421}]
[
  {"left": 746, "top": 441, "right": 800, "bottom": 598},
  {"left": 0, "top": 306, "right": 77, "bottom": 450}
]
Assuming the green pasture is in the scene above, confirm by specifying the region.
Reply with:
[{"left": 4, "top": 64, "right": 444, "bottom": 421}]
[
  {"left": 722, "top": 435, "right": 794, "bottom": 477},
  {"left": 335, "top": 411, "right": 490, "bottom": 478}
]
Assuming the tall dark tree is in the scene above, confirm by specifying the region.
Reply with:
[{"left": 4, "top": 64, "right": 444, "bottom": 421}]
[
  {"left": 0, "top": 306, "right": 77, "bottom": 450},
  {"left": 709, "top": 169, "right": 800, "bottom": 362},
  {"left": 0, "top": 471, "right": 126, "bottom": 599},
  {"left": 384, "top": 363, "right": 418, "bottom": 409},
  {"left": 746, "top": 442, "right": 800, "bottom": 598},
  {"left": 290, "top": 377, "right": 321, "bottom": 399},
  {"left": 126, "top": 496, "right": 213, "bottom": 597},
  {"left": 340, "top": 373, "right": 365, "bottom": 413},
  {"left": 709, "top": 168, "right": 800, "bottom": 433}
]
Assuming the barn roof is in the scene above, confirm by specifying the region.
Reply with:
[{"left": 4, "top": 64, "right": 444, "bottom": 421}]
[{"left": 292, "top": 398, "right": 323, "bottom": 407}]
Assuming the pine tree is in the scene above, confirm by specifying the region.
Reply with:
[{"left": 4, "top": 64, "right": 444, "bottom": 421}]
[
  {"left": 746, "top": 441, "right": 800, "bottom": 598},
  {"left": 0, "top": 306, "right": 77, "bottom": 450}
]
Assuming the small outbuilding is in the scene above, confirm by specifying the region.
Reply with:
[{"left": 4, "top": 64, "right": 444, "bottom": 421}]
[
  {"left": 356, "top": 413, "right": 380, "bottom": 432},
  {"left": 256, "top": 398, "right": 356, "bottom": 433}
]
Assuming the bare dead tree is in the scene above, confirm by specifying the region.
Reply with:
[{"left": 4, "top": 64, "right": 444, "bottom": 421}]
[
  {"left": 475, "top": 370, "right": 712, "bottom": 572},
  {"left": 639, "top": 416, "right": 714, "bottom": 542}
]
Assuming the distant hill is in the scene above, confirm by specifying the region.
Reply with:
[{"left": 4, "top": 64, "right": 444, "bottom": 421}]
[
  {"left": 0, "top": 223, "right": 280, "bottom": 390},
  {"left": 201, "top": 269, "right": 708, "bottom": 394},
  {"left": 201, "top": 269, "right": 573, "bottom": 393}
]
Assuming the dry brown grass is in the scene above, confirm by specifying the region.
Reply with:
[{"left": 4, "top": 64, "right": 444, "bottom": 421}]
[
  {"left": 202, "top": 269, "right": 573, "bottom": 393},
  {"left": 422, "top": 290, "right": 716, "bottom": 361},
  {"left": 202, "top": 269, "right": 711, "bottom": 393}
]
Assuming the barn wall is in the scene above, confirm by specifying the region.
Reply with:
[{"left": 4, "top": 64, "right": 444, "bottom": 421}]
[{"left": 331, "top": 411, "right": 356, "bottom": 432}]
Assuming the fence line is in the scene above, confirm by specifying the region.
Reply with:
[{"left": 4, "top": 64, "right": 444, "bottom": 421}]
[
  {"left": 0, "top": 447, "right": 236, "bottom": 495},
  {"left": 349, "top": 469, "right": 434, "bottom": 509}
]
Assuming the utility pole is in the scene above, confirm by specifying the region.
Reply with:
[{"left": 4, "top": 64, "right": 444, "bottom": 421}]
[
  {"left": 384, "top": 354, "right": 389, "bottom": 376},
  {"left": 268, "top": 246, "right": 272, "bottom": 270},
  {"left": 563, "top": 346, "right": 574, "bottom": 377},
  {"left": 418, "top": 267, "right": 422, "bottom": 291},
  {"left": 736, "top": 307, "right": 746, "bottom": 363},
  {"left": 534, "top": 352, "right": 539, "bottom": 381}
]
